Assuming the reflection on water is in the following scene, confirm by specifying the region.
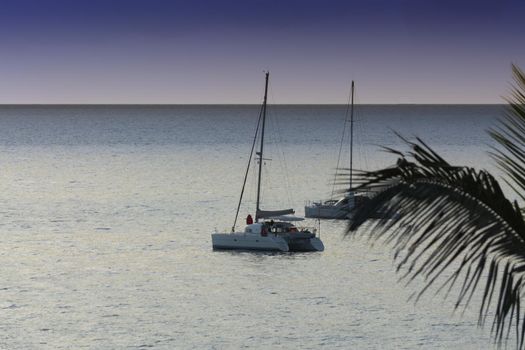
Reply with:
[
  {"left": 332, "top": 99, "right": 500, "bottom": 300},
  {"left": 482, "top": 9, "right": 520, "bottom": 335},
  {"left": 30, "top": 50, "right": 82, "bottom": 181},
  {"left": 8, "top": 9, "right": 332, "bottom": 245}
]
[{"left": 0, "top": 105, "right": 504, "bottom": 349}]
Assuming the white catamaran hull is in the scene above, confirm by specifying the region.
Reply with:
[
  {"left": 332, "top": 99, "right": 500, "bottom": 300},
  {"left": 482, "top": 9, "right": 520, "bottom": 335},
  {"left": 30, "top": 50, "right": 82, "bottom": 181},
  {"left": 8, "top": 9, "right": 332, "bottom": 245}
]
[
  {"left": 212, "top": 222, "right": 324, "bottom": 252},
  {"left": 304, "top": 205, "right": 349, "bottom": 219},
  {"left": 305, "top": 195, "right": 354, "bottom": 219},
  {"left": 212, "top": 233, "right": 289, "bottom": 252}
]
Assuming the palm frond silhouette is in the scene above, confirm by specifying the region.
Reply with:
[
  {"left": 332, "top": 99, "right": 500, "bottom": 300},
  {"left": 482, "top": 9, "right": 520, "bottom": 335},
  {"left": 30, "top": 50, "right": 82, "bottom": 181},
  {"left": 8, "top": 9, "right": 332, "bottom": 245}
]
[{"left": 345, "top": 64, "right": 525, "bottom": 347}]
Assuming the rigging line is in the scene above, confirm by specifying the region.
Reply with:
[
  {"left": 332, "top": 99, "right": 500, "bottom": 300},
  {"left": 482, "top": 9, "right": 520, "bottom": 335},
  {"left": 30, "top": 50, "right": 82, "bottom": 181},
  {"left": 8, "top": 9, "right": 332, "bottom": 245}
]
[
  {"left": 331, "top": 83, "right": 353, "bottom": 200},
  {"left": 353, "top": 92, "right": 370, "bottom": 179},
  {"left": 349, "top": 81, "right": 355, "bottom": 190},
  {"left": 268, "top": 83, "right": 294, "bottom": 208},
  {"left": 268, "top": 107, "right": 294, "bottom": 208},
  {"left": 232, "top": 103, "right": 264, "bottom": 232}
]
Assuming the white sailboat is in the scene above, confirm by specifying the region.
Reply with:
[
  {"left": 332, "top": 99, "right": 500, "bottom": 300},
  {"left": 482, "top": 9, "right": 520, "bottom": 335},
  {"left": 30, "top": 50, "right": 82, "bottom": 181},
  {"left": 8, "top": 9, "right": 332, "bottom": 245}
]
[
  {"left": 212, "top": 72, "right": 324, "bottom": 252},
  {"left": 305, "top": 81, "right": 368, "bottom": 219}
]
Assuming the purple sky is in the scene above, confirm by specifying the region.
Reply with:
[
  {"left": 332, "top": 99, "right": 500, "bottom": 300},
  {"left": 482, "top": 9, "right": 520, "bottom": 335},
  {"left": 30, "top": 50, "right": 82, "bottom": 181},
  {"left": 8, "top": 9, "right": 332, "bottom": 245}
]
[{"left": 0, "top": 0, "right": 523, "bottom": 104}]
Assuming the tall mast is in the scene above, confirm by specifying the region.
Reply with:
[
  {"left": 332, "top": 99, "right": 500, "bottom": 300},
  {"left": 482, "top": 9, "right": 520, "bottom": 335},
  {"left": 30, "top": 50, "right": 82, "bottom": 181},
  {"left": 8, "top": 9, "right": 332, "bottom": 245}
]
[
  {"left": 255, "top": 71, "right": 269, "bottom": 222},
  {"left": 349, "top": 81, "right": 354, "bottom": 189}
]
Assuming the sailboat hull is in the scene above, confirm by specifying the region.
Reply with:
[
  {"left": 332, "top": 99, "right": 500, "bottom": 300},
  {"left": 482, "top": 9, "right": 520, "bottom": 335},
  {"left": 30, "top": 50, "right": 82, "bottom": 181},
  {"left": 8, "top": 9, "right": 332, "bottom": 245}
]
[
  {"left": 304, "top": 204, "right": 349, "bottom": 219},
  {"left": 211, "top": 233, "right": 289, "bottom": 252},
  {"left": 211, "top": 227, "right": 324, "bottom": 252}
]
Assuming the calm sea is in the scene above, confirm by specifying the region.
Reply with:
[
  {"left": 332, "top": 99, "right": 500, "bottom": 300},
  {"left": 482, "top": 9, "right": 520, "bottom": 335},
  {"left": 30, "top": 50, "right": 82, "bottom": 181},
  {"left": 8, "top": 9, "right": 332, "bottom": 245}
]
[{"left": 0, "top": 104, "right": 509, "bottom": 349}]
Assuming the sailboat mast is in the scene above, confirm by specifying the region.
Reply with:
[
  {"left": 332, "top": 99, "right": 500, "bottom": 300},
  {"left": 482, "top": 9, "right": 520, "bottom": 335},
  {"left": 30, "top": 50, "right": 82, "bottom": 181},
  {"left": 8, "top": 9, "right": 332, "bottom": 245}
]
[
  {"left": 349, "top": 81, "right": 354, "bottom": 190},
  {"left": 255, "top": 71, "right": 269, "bottom": 222}
]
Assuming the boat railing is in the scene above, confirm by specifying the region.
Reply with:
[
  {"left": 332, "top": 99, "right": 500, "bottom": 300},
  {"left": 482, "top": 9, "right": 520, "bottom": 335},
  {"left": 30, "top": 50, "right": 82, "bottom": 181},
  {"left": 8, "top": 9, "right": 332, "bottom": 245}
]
[{"left": 298, "top": 226, "right": 318, "bottom": 235}]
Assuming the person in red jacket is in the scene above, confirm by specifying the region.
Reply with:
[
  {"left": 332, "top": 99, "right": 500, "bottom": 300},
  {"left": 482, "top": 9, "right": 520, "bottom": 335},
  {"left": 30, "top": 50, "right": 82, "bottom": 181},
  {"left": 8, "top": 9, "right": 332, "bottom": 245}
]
[{"left": 246, "top": 214, "right": 253, "bottom": 225}]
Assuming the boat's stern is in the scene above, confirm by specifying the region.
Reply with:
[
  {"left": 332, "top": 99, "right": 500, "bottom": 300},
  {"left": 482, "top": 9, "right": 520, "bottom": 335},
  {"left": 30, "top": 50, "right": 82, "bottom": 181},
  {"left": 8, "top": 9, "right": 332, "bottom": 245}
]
[
  {"left": 308, "top": 237, "right": 324, "bottom": 251},
  {"left": 285, "top": 231, "right": 325, "bottom": 252}
]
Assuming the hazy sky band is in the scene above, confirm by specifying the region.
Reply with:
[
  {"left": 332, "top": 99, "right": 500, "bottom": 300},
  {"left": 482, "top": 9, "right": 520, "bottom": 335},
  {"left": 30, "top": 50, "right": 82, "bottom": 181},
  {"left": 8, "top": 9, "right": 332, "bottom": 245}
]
[{"left": 0, "top": 0, "right": 524, "bottom": 104}]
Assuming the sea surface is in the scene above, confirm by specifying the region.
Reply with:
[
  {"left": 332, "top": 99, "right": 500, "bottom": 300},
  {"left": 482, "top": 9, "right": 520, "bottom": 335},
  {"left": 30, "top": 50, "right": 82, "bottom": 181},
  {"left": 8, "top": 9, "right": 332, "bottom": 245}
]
[{"left": 0, "top": 104, "right": 511, "bottom": 349}]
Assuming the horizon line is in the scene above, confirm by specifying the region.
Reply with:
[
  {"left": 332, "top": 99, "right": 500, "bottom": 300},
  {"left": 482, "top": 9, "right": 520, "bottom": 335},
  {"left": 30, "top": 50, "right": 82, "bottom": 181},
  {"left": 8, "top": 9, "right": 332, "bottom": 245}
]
[{"left": 0, "top": 103, "right": 507, "bottom": 106}]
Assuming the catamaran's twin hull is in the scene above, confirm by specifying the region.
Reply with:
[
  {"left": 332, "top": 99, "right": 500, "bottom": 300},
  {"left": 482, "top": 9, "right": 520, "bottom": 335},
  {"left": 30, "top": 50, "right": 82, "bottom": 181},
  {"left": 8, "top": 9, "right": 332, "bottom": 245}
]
[
  {"left": 212, "top": 233, "right": 290, "bottom": 252},
  {"left": 211, "top": 233, "right": 324, "bottom": 252},
  {"left": 287, "top": 236, "right": 324, "bottom": 251},
  {"left": 304, "top": 205, "right": 349, "bottom": 219}
]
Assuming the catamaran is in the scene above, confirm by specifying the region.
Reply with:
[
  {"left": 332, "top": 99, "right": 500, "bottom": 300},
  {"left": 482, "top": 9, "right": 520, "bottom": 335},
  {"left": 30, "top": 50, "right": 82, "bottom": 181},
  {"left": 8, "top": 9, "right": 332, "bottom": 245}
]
[
  {"left": 211, "top": 72, "right": 324, "bottom": 252},
  {"left": 304, "top": 81, "right": 369, "bottom": 219}
]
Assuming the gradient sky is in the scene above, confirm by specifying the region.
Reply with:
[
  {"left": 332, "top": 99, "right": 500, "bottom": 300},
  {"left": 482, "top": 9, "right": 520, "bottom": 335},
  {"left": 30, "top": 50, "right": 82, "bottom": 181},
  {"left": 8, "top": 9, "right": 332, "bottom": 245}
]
[{"left": 0, "top": 0, "right": 524, "bottom": 104}]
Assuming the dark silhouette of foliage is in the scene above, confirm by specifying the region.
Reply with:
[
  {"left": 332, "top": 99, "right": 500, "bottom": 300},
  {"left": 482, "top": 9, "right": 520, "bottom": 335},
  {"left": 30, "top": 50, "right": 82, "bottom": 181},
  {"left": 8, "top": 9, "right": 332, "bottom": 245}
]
[{"left": 345, "top": 65, "right": 525, "bottom": 348}]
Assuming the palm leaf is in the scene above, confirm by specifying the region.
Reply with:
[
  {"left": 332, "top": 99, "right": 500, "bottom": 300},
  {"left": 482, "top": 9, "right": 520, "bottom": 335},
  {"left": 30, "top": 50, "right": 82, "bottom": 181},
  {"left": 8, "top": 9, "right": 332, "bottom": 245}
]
[
  {"left": 345, "top": 65, "right": 525, "bottom": 348},
  {"left": 489, "top": 64, "right": 525, "bottom": 203}
]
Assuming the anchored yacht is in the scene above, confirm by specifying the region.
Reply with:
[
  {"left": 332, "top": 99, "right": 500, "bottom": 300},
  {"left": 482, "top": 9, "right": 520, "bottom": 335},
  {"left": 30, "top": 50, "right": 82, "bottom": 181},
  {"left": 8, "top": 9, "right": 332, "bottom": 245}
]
[{"left": 212, "top": 72, "right": 324, "bottom": 252}]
